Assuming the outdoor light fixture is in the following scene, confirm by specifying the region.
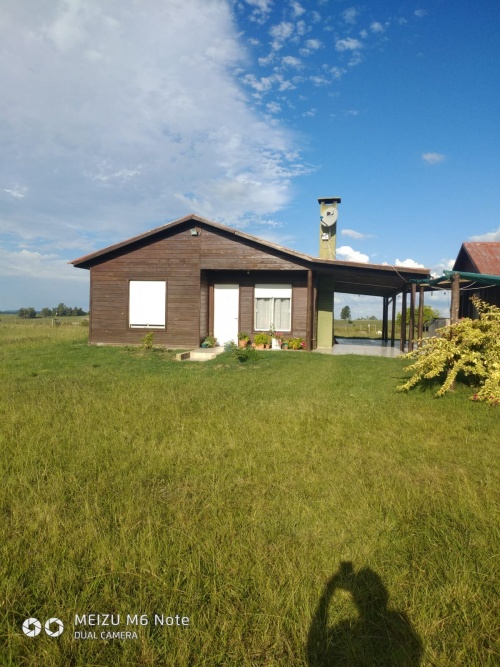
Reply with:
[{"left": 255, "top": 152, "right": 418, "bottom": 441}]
[{"left": 189, "top": 228, "right": 199, "bottom": 236}]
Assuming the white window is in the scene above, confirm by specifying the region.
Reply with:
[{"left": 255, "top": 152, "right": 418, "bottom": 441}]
[
  {"left": 129, "top": 280, "right": 166, "bottom": 328},
  {"left": 254, "top": 285, "right": 291, "bottom": 331}
]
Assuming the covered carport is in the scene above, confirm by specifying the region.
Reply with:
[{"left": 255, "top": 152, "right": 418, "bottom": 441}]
[{"left": 308, "top": 259, "right": 431, "bottom": 351}]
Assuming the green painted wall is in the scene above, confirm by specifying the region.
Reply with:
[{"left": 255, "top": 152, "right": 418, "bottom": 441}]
[{"left": 317, "top": 277, "right": 335, "bottom": 348}]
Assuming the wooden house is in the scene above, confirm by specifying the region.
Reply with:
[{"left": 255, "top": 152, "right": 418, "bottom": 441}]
[
  {"left": 453, "top": 242, "right": 500, "bottom": 317},
  {"left": 70, "top": 213, "right": 430, "bottom": 349}
]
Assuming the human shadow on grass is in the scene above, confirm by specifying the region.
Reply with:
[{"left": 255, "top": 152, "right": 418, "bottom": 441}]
[{"left": 307, "top": 562, "right": 423, "bottom": 666}]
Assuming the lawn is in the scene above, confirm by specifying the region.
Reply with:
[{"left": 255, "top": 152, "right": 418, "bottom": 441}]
[{"left": 0, "top": 319, "right": 498, "bottom": 666}]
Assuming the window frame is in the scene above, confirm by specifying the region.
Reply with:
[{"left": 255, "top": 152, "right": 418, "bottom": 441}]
[
  {"left": 128, "top": 279, "right": 167, "bottom": 329},
  {"left": 254, "top": 284, "right": 292, "bottom": 332}
]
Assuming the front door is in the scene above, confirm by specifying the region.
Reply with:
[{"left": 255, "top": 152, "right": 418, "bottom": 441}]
[{"left": 214, "top": 284, "right": 239, "bottom": 345}]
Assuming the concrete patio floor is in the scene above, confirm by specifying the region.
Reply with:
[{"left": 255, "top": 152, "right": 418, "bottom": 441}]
[{"left": 315, "top": 338, "right": 406, "bottom": 358}]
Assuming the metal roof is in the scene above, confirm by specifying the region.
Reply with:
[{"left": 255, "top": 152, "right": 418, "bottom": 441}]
[{"left": 453, "top": 242, "right": 500, "bottom": 275}]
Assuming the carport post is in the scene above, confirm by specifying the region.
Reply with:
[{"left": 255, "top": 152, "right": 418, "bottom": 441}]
[
  {"left": 382, "top": 297, "right": 388, "bottom": 341},
  {"left": 408, "top": 283, "right": 416, "bottom": 352},
  {"left": 451, "top": 273, "right": 460, "bottom": 324},
  {"left": 400, "top": 288, "right": 407, "bottom": 352},
  {"left": 390, "top": 296, "right": 396, "bottom": 347},
  {"left": 417, "top": 285, "right": 424, "bottom": 346}
]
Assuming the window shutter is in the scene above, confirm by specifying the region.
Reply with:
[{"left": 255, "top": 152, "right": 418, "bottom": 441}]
[{"left": 129, "top": 281, "right": 166, "bottom": 328}]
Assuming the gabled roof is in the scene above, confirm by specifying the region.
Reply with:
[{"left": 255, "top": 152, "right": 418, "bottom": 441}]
[
  {"left": 69, "top": 214, "right": 316, "bottom": 267},
  {"left": 70, "top": 213, "right": 430, "bottom": 297},
  {"left": 453, "top": 242, "right": 500, "bottom": 275}
]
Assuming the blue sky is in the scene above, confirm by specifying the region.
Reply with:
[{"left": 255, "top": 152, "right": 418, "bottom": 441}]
[{"left": 1, "top": 0, "right": 499, "bottom": 316}]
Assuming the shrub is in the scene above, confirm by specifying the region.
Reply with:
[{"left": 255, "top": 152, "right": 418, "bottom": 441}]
[
  {"left": 224, "top": 340, "right": 237, "bottom": 352},
  {"left": 254, "top": 333, "right": 270, "bottom": 346},
  {"left": 202, "top": 335, "right": 217, "bottom": 348},
  {"left": 141, "top": 332, "right": 155, "bottom": 350},
  {"left": 398, "top": 297, "right": 500, "bottom": 405},
  {"left": 237, "top": 331, "right": 250, "bottom": 341},
  {"left": 234, "top": 346, "right": 259, "bottom": 362}
]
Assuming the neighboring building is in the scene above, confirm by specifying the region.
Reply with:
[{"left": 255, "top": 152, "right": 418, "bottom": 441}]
[
  {"left": 453, "top": 242, "right": 500, "bottom": 317},
  {"left": 427, "top": 317, "right": 450, "bottom": 337},
  {"left": 70, "top": 208, "right": 430, "bottom": 349}
]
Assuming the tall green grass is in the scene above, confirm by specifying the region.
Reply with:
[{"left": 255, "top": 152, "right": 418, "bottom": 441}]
[{"left": 0, "top": 321, "right": 498, "bottom": 665}]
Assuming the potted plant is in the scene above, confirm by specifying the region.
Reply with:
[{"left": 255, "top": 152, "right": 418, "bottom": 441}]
[
  {"left": 238, "top": 332, "right": 250, "bottom": 348},
  {"left": 270, "top": 327, "right": 282, "bottom": 350},
  {"left": 288, "top": 337, "right": 304, "bottom": 350},
  {"left": 253, "top": 333, "right": 269, "bottom": 349},
  {"left": 281, "top": 338, "right": 289, "bottom": 349},
  {"left": 201, "top": 334, "right": 217, "bottom": 348}
]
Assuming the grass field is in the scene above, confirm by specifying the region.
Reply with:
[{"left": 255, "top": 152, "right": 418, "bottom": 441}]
[{"left": 0, "top": 318, "right": 498, "bottom": 666}]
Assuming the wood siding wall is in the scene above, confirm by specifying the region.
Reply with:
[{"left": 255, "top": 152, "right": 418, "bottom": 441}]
[
  {"left": 207, "top": 270, "right": 308, "bottom": 339},
  {"left": 88, "top": 222, "right": 308, "bottom": 346}
]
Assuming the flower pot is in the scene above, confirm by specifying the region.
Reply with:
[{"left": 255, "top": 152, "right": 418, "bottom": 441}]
[{"left": 256, "top": 344, "right": 265, "bottom": 349}]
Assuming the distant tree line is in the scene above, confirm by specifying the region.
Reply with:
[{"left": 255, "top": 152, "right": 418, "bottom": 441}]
[{"left": 17, "top": 303, "right": 88, "bottom": 319}]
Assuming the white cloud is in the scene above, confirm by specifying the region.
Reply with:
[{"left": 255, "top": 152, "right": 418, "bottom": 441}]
[
  {"left": 305, "top": 38, "right": 322, "bottom": 50},
  {"left": 0, "top": 0, "right": 304, "bottom": 250},
  {"left": 415, "top": 9, "right": 427, "bottom": 18},
  {"left": 290, "top": 2, "right": 305, "bottom": 18},
  {"left": 336, "top": 37, "right": 363, "bottom": 52},
  {"left": 0, "top": 247, "right": 87, "bottom": 282},
  {"left": 431, "top": 258, "right": 455, "bottom": 278},
  {"left": 245, "top": 0, "right": 273, "bottom": 23},
  {"left": 348, "top": 52, "right": 364, "bottom": 67},
  {"left": 469, "top": 227, "right": 500, "bottom": 242},
  {"left": 341, "top": 229, "right": 373, "bottom": 240},
  {"left": 310, "top": 75, "right": 329, "bottom": 86},
  {"left": 342, "top": 8, "right": 359, "bottom": 24},
  {"left": 422, "top": 152, "right": 446, "bottom": 165},
  {"left": 370, "top": 22, "right": 384, "bottom": 33},
  {"left": 3, "top": 187, "right": 27, "bottom": 198},
  {"left": 270, "top": 21, "right": 295, "bottom": 49},
  {"left": 395, "top": 258, "right": 425, "bottom": 268},
  {"left": 266, "top": 101, "right": 282, "bottom": 114},
  {"left": 281, "top": 55, "right": 302, "bottom": 68},
  {"left": 337, "top": 245, "right": 370, "bottom": 263}
]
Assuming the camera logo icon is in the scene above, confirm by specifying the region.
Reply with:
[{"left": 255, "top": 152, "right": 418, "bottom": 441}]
[
  {"left": 22, "top": 617, "right": 64, "bottom": 638},
  {"left": 22, "top": 618, "right": 41, "bottom": 638},
  {"left": 45, "top": 618, "right": 64, "bottom": 637}
]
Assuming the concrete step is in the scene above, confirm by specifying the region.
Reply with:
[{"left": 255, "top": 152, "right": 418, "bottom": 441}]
[{"left": 176, "top": 346, "right": 225, "bottom": 362}]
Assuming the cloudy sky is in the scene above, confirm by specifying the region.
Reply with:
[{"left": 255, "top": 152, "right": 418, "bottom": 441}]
[{"left": 1, "top": 0, "right": 499, "bottom": 315}]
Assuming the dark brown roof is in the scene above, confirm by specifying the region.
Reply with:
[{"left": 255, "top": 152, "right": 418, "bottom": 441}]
[
  {"left": 70, "top": 213, "right": 430, "bottom": 297},
  {"left": 453, "top": 242, "right": 500, "bottom": 275}
]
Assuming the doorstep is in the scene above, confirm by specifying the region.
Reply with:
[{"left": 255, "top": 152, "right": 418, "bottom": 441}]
[{"left": 176, "top": 346, "right": 226, "bottom": 362}]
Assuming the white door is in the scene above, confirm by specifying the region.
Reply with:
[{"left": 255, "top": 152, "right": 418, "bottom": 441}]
[{"left": 214, "top": 285, "right": 239, "bottom": 345}]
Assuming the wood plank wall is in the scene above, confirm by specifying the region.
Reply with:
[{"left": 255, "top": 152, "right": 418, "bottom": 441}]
[{"left": 88, "top": 223, "right": 309, "bottom": 346}]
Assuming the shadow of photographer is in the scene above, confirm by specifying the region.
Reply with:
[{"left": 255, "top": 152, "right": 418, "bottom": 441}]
[{"left": 307, "top": 562, "right": 422, "bottom": 666}]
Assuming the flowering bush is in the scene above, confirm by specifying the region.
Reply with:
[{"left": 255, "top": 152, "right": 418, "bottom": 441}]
[{"left": 398, "top": 296, "right": 500, "bottom": 405}]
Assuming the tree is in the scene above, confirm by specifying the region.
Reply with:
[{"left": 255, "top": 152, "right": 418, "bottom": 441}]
[
  {"left": 396, "top": 305, "right": 440, "bottom": 328},
  {"left": 17, "top": 307, "right": 36, "bottom": 319},
  {"left": 40, "top": 307, "right": 53, "bottom": 317},
  {"left": 340, "top": 306, "right": 351, "bottom": 321},
  {"left": 398, "top": 297, "right": 500, "bottom": 405},
  {"left": 55, "top": 303, "right": 70, "bottom": 316}
]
